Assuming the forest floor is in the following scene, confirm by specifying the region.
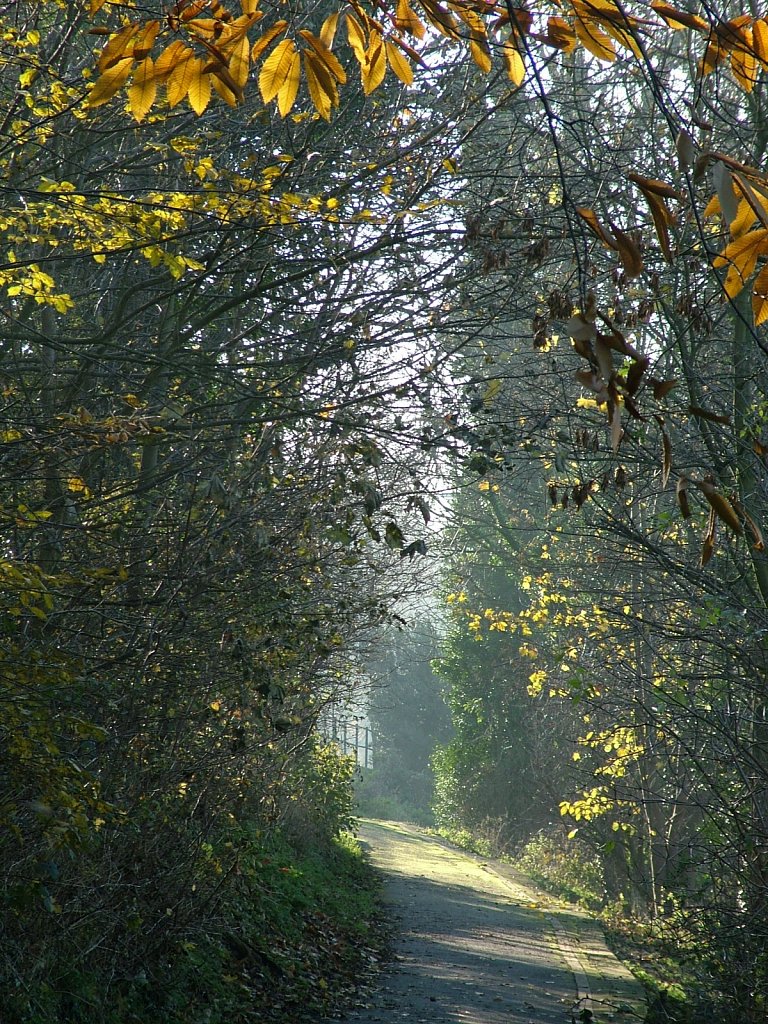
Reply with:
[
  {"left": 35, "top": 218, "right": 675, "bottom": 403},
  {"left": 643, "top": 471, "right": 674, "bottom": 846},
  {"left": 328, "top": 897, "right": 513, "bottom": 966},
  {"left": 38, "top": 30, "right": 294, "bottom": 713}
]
[{"left": 328, "top": 819, "right": 647, "bottom": 1024}]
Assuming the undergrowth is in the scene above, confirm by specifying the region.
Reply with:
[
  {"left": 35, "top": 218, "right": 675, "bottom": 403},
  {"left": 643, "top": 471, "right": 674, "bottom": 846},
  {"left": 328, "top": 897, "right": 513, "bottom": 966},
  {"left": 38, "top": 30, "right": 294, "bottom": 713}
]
[{"left": 3, "top": 826, "right": 387, "bottom": 1024}]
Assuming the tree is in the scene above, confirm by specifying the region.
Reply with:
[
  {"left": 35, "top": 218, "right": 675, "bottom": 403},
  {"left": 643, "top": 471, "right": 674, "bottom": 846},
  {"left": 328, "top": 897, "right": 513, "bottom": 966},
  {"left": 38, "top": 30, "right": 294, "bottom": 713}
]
[{"left": 361, "top": 620, "right": 452, "bottom": 822}]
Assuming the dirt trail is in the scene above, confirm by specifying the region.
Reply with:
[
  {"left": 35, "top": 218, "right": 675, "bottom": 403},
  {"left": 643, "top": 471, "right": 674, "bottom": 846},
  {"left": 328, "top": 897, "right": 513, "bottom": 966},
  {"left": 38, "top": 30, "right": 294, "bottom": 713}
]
[{"left": 341, "top": 820, "right": 646, "bottom": 1024}]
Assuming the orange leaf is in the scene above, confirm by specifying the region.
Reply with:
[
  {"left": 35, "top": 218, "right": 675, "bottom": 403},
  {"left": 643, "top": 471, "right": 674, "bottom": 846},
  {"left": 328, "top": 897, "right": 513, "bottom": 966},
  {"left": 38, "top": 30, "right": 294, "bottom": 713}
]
[{"left": 651, "top": 2, "right": 707, "bottom": 31}]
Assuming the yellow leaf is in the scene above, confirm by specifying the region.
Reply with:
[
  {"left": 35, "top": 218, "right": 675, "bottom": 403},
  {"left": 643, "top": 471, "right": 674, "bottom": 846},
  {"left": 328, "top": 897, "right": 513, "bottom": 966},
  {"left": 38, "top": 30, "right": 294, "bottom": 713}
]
[
  {"left": 362, "top": 34, "right": 387, "bottom": 95},
  {"left": 503, "top": 39, "right": 525, "bottom": 86},
  {"left": 458, "top": 9, "right": 491, "bottom": 73},
  {"left": 575, "top": 18, "right": 616, "bottom": 62},
  {"left": 98, "top": 22, "right": 139, "bottom": 72},
  {"left": 298, "top": 29, "right": 346, "bottom": 83},
  {"left": 211, "top": 72, "right": 239, "bottom": 107},
  {"left": 754, "top": 18, "right": 768, "bottom": 68},
  {"left": 483, "top": 379, "right": 501, "bottom": 405},
  {"left": 128, "top": 56, "right": 157, "bottom": 122},
  {"left": 752, "top": 263, "right": 768, "bottom": 326},
  {"left": 259, "top": 38, "right": 299, "bottom": 104},
  {"left": 155, "top": 41, "right": 193, "bottom": 82},
  {"left": 276, "top": 46, "right": 301, "bottom": 115},
  {"left": 251, "top": 21, "right": 288, "bottom": 63},
  {"left": 544, "top": 16, "right": 577, "bottom": 52},
  {"left": 420, "top": 0, "right": 459, "bottom": 40},
  {"left": 730, "top": 33, "right": 758, "bottom": 91},
  {"left": 395, "top": 0, "right": 425, "bottom": 39},
  {"left": 133, "top": 19, "right": 161, "bottom": 61},
  {"left": 167, "top": 50, "right": 198, "bottom": 107},
  {"left": 385, "top": 39, "right": 413, "bottom": 85},
  {"left": 469, "top": 36, "right": 492, "bottom": 72},
  {"left": 713, "top": 227, "right": 768, "bottom": 298},
  {"left": 320, "top": 12, "right": 339, "bottom": 48},
  {"left": 346, "top": 13, "right": 367, "bottom": 65},
  {"left": 87, "top": 58, "right": 134, "bottom": 107},
  {"left": 228, "top": 33, "right": 251, "bottom": 88},
  {"left": 303, "top": 50, "right": 336, "bottom": 121},
  {"left": 187, "top": 57, "right": 212, "bottom": 115}
]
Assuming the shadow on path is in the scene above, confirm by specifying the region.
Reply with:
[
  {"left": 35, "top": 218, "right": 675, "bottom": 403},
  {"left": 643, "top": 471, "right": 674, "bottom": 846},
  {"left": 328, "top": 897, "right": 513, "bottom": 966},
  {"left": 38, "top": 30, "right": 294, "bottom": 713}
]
[{"left": 339, "top": 820, "right": 583, "bottom": 1024}]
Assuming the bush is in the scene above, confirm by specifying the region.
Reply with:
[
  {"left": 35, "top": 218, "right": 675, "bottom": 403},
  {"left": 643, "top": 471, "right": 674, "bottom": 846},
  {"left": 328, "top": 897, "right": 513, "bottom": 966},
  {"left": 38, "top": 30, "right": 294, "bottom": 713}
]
[{"left": 514, "top": 828, "right": 605, "bottom": 910}]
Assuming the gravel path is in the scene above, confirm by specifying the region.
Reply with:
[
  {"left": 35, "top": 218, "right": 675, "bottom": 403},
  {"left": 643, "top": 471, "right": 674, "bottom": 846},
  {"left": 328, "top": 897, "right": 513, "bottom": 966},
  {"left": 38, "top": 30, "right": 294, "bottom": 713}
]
[{"left": 340, "top": 820, "right": 646, "bottom": 1024}]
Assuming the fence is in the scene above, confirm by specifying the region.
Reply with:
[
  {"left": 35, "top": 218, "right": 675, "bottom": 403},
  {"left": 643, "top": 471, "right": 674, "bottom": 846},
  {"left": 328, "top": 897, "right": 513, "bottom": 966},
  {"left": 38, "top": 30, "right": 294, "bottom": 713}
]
[{"left": 320, "top": 712, "right": 372, "bottom": 769}]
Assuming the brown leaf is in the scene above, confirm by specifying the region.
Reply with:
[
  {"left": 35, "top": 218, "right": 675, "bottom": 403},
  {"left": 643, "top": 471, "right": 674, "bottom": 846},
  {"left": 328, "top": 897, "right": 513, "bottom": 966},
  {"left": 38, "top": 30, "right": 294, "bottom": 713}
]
[
  {"left": 594, "top": 337, "right": 613, "bottom": 380},
  {"left": 576, "top": 207, "right": 618, "bottom": 249},
  {"left": 675, "top": 129, "right": 696, "bottom": 169},
  {"left": 651, "top": 377, "right": 678, "bottom": 400},
  {"left": 610, "top": 403, "right": 623, "bottom": 453},
  {"left": 744, "top": 509, "right": 765, "bottom": 551},
  {"left": 701, "top": 508, "right": 716, "bottom": 566},
  {"left": 713, "top": 160, "right": 740, "bottom": 227},
  {"left": 629, "top": 175, "right": 679, "bottom": 262},
  {"left": 567, "top": 314, "right": 597, "bottom": 343},
  {"left": 698, "top": 479, "right": 743, "bottom": 534},
  {"left": 688, "top": 405, "right": 732, "bottom": 425},
  {"left": 661, "top": 424, "right": 672, "bottom": 487},
  {"left": 610, "top": 224, "right": 644, "bottom": 278},
  {"left": 624, "top": 355, "right": 649, "bottom": 396},
  {"left": 676, "top": 476, "right": 691, "bottom": 517},
  {"left": 627, "top": 173, "right": 684, "bottom": 202}
]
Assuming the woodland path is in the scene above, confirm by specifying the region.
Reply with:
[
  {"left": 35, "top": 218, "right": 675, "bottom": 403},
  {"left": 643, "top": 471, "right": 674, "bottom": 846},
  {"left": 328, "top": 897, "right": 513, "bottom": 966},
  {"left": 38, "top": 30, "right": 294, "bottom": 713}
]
[{"left": 338, "top": 820, "right": 646, "bottom": 1024}]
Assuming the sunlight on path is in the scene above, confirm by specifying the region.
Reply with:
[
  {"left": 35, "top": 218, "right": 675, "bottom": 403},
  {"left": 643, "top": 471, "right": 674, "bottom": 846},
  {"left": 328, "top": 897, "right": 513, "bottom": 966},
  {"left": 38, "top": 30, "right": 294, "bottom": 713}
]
[{"left": 341, "top": 820, "right": 645, "bottom": 1024}]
